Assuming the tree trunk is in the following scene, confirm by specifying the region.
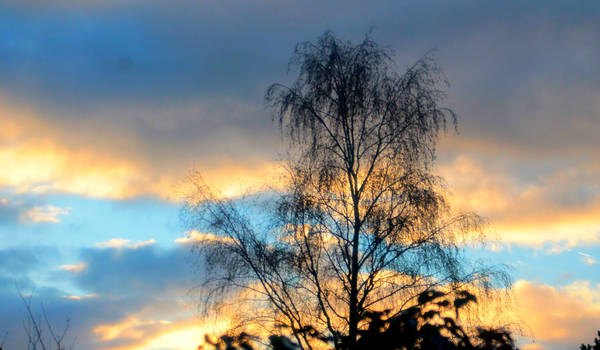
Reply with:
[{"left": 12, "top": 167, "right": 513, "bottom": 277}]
[
  {"left": 348, "top": 228, "right": 359, "bottom": 349},
  {"left": 348, "top": 182, "right": 361, "bottom": 350}
]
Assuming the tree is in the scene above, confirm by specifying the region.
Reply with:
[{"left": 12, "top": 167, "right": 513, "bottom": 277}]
[
  {"left": 581, "top": 331, "right": 600, "bottom": 350},
  {"left": 184, "top": 31, "right": 509, "bottom": 350},
  {"left": 201, "top": 288, "right": 518, "bottom": 350},
  {"left": 2, "top": 290, "right": 76, "bottom": 350}
]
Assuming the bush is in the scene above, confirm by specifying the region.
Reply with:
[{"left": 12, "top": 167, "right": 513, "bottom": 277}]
[{"left": 202, "top": 289, "right": 518, "bottom": 350}]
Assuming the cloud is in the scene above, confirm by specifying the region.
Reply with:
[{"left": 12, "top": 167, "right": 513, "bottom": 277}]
[
  {"left": 0, "top": 5, "right": 599, "bottom": 348},
  {"left": 94, "top": 238, "right": 156, "bottom": 249},
  {"left": 93, "top": 316, "right": 230, "bottom": 350},
  {"left": 0, "top": 246, "right": 62, "bottom": 293},
  {"left": 0, "top": 286, "right": 165, "bottom": 350},
  {"left": 60, "top": 262, "right": 88, "bottom": 273},
  {"left": 0, "top": 196, "right": 27, "bottom": 225},
  {"left": 0, "top": 194, "right": 64, "bottom": 226},
  {"left": 0, "top": 0, "right": 598, "bottom": 207},
  {"left": 4, "top": 240, "right": 600, "bottom": 350},
  {"left": 0, "top": 134, "right": 281, "bottom": 199},
  {"left": 578, "top": 252, "right": 597, "bottom": 266},
  {"left": 74, "top": 242, "right": 195, "bottom": 297},
  {"left": 174, "top": 230, "right": 233, "bottom": 245},
  {"left": 438, "top": 155, "right": 600, "bottom": 249},
  {"left": 20, "top": 204, "right": 70, "bottom": 223},
  {"left": 62, "top": 293, "right": 97, "bottom": 300},
  {"left": 66, "top": 242, "right": 217, "bottom": 350},
  {"left": 0, "top": 242, "right": 203, "bottom": 350},
  {"left": 0, "top": 247, "right": 41, "bottom": 275},
  {"left": 513, "top": 280, "right": 600, "bottom": 349},
  {"left": 520, "top": 344, "right": 545, "bottom": 350},
  {"left": 94, "top": 315, "right": 171, "bottom": 342},
  {"left": 0, "top": 98, "right": 282, "bottom": 199},
  {"left": 0, "top": 132, "right": 173, "bottom": 199}
]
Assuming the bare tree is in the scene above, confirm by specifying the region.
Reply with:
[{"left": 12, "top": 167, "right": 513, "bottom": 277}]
[
  {"left": 184, "top": 31, "right": 509, "bottom": 350},
  {"left": 18, "top": 290, "right": 75, "bottom": 350}
]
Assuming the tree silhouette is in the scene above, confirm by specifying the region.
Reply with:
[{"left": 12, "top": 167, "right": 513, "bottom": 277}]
[
  {"left": 184, "top": 31, "right": 510, "bottom": 350},
  {"left": 3, "top": 290, "right": 76, "bottom": 350},
  {"left": 201, "top": 288, "right": 518, "bottom": 350},
  {"left": 581, "top": 331, "right": 600, "bottom": 350}
]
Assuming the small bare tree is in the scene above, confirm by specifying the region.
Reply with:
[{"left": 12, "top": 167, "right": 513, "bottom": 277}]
[
  {"left": 19, "top": 291, "right": 75, "bottom": 350},
  {"left": 184, "top": 31, "right": 509, "bottom": 350}
]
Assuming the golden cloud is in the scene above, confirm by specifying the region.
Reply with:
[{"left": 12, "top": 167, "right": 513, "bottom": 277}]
[
  {"left": 174, "top": 230, "right": 235, "bottom": 245},
  {"left": 520, "top": 344, "right": 545, "bottom": 350},
  {"left": 62, "top": 294, "right": 97, "bottom": 300},
  {"left": 0, "top": 99, "right": 281, "bottom": 200},
  {"left": 94, "top": 315, "right": 230, "bottom": 350},
  {"left": 513, "top": 280, "right": 600, "bottom": 348},
  {"left": 94, "top": 238, "right": 156, "bottom": 249},
  {"left": 3, "top": 99, "right": 598, "bottom": 249},
  {"left": 0, "top": 135, "right": 192, "bottom": 199},
  {"left": 0, "top": 138, "right": 280, "bottom": 200},
  {"left": 60, "top": 262, "right": 88, "bottom": 273},
  {"left": 437, "top": 155, "right": 600, "bottom": 248},
  {"left": 83, "top": 276, "right": 600, "bottom": 350}
]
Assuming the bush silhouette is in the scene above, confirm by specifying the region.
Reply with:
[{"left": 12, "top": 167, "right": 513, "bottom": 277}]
[
  {"left": 581, "top": 331, "right": 600, "bottom": 350},
  {"left": 202, "top": 288, "right": 518, "bottom": 350}
]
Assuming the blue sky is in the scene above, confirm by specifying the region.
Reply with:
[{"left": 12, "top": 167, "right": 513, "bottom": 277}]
[{"left": 1, "top": 1, "right": 599, "bottom": 349}]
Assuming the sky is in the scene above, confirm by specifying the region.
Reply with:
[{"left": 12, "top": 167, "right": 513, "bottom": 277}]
[{"left": 1, "top": 0, "right": 599, "bottom": 349}]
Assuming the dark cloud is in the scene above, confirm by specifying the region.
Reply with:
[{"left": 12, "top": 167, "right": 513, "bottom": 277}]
[
  {"left": 0, "top": 285, "right": 160, "bottom": 350},
  {"left": 0, "top": 198, "right": 25, "bottom": 225},
  {"left": 0, "top": 246, "right": 60, "bottom": 289},
  {"left": 0, "top": 243, "right": 198, "bottom": 350},
  {"left": 1, "top": 0, "right": 598, "bottom": 103},
  {"left": 74, "top": 243, "right": 194, "bottom": 297},
  {"left": 0, "top": 248, "right": 40, "bottom": 274},
  {"left": 1, "top": 0, "right": 598, "bottom": 170},
  {"left": 0, "top": 248, "right": 69, "bottom": 350}
]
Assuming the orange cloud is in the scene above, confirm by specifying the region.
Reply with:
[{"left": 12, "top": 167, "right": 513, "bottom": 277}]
[
  {"left": 513, "top": 280, "right": 600, "bottom": 348},
  {"left": 0, "top": 98, "right": 281, "bottom": 200},
  {"left": 94, "top": 315, "right": 230, "bottom": 350},
  {"left": 0, "top": 137, "right": 172, "bottom": 199},
  {"left": 520, "top": 344, "right": 545, "bottom": 350},
  {"left": 437, "top": 155, "right": 600, "bottom": 249},
  {"left": 3, "top": 98, "right": 598, "bottom": 250},
  {"left": 0, "top": 130, "right": 280, "bottom": 200},
  {"left": 94, "top": 316, "right": 168, "bottom": 342}
]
